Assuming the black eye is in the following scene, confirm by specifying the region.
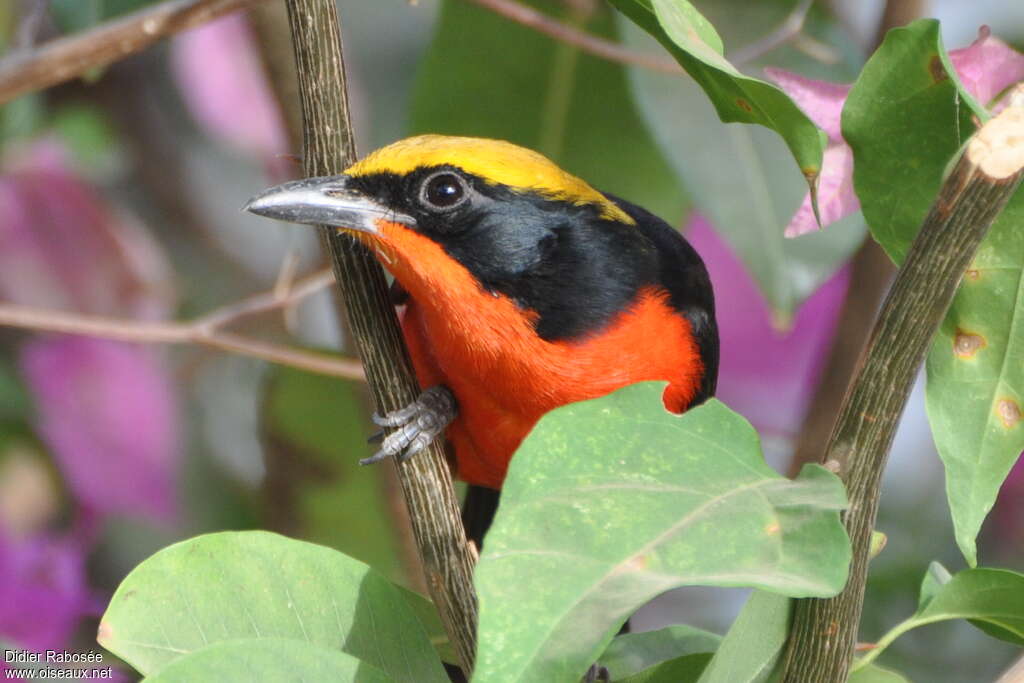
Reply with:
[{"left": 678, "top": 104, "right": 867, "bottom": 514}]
[{"left": 421, "top": 172, "right": 467, "bottom": 210}]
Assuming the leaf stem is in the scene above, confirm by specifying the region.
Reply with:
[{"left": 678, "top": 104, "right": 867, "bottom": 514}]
[
  {"left": 848, "top": 617, "right": 915, "bottom": 671},
  {"left": 0, "top": 0, "right": 267, "bottom": 105}
]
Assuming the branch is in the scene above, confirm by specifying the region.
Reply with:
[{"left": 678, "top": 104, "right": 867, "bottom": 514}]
[
  {"left": 0, "top": 269, "right": 365, "bottom": 380},
  {"left": 465, "top": 0, "right": 815, "bottom": 71},
  {"left": 727, "top": 0, "right": 812, "bottom": 65},
  {"left": 13, "top": 0, "right": 50, "bottom": 51},
  {"left": 464, "top": 0, "right": 681, "bottom": 73},
  {"left": 282, "top": 0, "right": 479, "bottom": 675},
  {"left": 0, "top": 0, "right": 267, "bottom": 105},
  {"left": 781, "top": 102, "right": 1024, "bottom": 683}
]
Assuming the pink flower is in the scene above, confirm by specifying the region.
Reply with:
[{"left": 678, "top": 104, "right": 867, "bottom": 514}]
[
  {"left": 687, "top": 215, "right": 849, "bottom": 438},
  {"left": 0, "top": 529, "right": 96, "bottom": 653},
  {"left": 0, "top": 140, "right": 174, "bottom": 319},
  {"left": 766, "top": 27, "right": 1024, "bottom": 237},
  {"left": 19, "top": 337, "right": 179, "bottom": 523},
  {"left": 992, "top": 455, "right": 1024, "bottom": 550},
  {"left": 170, "top": 13, "right": 290, "bottom": 169},
  {"left": 0, "top": 141, "right": 180, "bottom": 524}
]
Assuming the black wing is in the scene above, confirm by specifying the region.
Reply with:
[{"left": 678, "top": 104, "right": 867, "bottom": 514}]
[{"left": 608, "top": 195, "right": 719, "bottom": 405}]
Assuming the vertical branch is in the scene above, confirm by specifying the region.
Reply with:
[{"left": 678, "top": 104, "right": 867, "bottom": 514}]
[
  {"left": 248, "top": 0, "right": 429, "bottom": 597},
  {"left": 781, "top": 105, "right": 1024, "bottom": 682},
  {"left": 281, "top": 0, "right": 478, "bottom": 674}
]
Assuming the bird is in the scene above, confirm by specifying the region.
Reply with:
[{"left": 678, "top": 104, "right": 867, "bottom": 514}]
[{"left": 246, "top": 135, "right": 718, "bottom": 548}]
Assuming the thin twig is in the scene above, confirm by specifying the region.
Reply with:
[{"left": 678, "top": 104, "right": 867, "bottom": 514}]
[
  {"left": 464, "top": 0, "right": 682, "bottom": 73},
  {"left": 0, "top": 0, "right": 267, "bottom": 105},
  {"left": 13, "top": 0, "right": 50, "bottom": 51},
  {"left": 464, "top": 0, "right": 816, "bottom": 72},
  {"left": 194, "top": 268, "right": 334, "bottom": 329},
  {"left": 728, "top": 0, "right": 813, "bottom": 64},
  {"left": 282, "top": 0, "right": 480, "bottom": 674},
  {"left": 0, "top": 269, "right": 364, "bottom": 381}
]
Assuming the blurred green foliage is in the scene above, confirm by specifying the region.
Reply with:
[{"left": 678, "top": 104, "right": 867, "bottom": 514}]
[
  {"left": 49, "top": 0, "right": 163, "bottom": 32},
  {"left": 261, "top": 367, "right": 405, "bottom": 583},
  {"left": 411, "top": 0, "right": 685, "bottom": 223}
]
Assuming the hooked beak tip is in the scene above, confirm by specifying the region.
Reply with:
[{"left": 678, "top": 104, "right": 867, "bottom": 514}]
[
  {"left": 242, "top": 191, "right": 278, "bottom": 217},
  {"left": 243, "top": 176, "right": 415, "bottom": 233}
]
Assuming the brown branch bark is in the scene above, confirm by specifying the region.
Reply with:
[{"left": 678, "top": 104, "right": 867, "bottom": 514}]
[
  {"left": 0, "top": 0, "right": 267, "bottom": 105},
  {"left": 282, "top": 0, "right": 479, "bottom": 675},
  {"left": 0, "top": 270, "right": 367, "bottom": 380},
  {"left": 465, "top": 0, "right": 814, "bottom": 70},
  {"left": 464, "top": 0, "right": 681, "bottom": 73},
  {"left": 786, "top": 241, "right": 893, "bottom": 477},
  {"left": 781, "top": 103, "right": 1024, "bottom": 683},
  {"left": 248, "top": 0, "right": 430, "bottom": 596}
]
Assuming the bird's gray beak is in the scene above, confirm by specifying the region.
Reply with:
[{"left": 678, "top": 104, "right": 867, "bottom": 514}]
[{"left": 244, "top": 175, "right": 416, "bottom": 234}]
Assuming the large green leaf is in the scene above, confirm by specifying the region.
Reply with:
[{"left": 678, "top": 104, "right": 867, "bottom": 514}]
[
  {"left": 261, "top": 367, "right": 403, "bottom": 581},
  {"left": 608, "top": 0, "right": 826, "bottom": 194},
  {"left": 141, "top": 638, "right": 389, "bottom": 683},
  {"left": 410, "top": 0, "right": 684, "bottom": 223},
  {"left": 397, "top": 583, "right": 458, "bottom": 666},
  {"left": 697, "top": 591, "right": 789, "bottom": 683},
  {"left": 99, "top": 531, "right": 447, "bottom": 683},
  {"left": 843, "top": 19, "right": 985, "bottom": 263},
  {"left": 926, "top": 191, "right": 1024, "bottom": 566},
  {"left": 843, "top": 19, "right": 1023, "bottom": 566},
  {"left": 617, "top": 1, "right": 863, "bottom": 314},
  {"left": 853, "top": 563, "right": 1024, "bottom": 672},
  {"left": 473, "top": 383, "right": 850, "bottom": 682},
  {"left": 599, "top": 624, "right": 720, "bottom": 680}
]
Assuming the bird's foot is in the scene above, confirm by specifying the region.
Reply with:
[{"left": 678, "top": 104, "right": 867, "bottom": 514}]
[
  {"left": 362, "top": 386, "right": 456, "bottom": 465},
  {"left": 582, "top": 664, "right": 610, "bottom": 683}
]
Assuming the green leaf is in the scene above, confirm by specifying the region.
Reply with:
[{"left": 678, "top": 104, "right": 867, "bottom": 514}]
[
  {"left": 926, "top": 189, "right": 1024, "bottom": 566},
  {"left": 697, "top": 591, "right": 790, "bottom": 683},
  {"left": 618, "top": 653, "right": 713, "bottom": 683},
  {"left": 410, "top": 0, "right": 685, "bottom": 223},
  {"left": 1, "top": 95, "right": 45, "bottom": 144},
  {"left": 616, "top": 2, "right": 863, "bottom": 314},
  {"left": 396, "top": 584, "right": 457, "bottom": 665},
  {"left": 50, "top": 104, "right": 122, "bottom": 177},
  {"left": 0, "top": 360, "right": 29, "bottom": 423},
  {"left": 853, "top": 567, "right": 1024, "bottom": 671},
  {"left": 843, "top": 18, "right": 1023, "bottom": 566},
  {"left": 918, "top": 560, "right": 952, "bottom": 610},
  {"left": 847, "top": 663, "right": 910, "bottom": 683},
  {"left": 473, "top": 383, "right": 850, "bottom": 683},
  {"left": 261, "top": 367, "right": 404, "bottom": 582},
  {"left": 99, "top": 531, "right": 447, "bottom": 683},
  {"left": 599, "top": 625, "right": 720, "bottom": 680},
  {"left": 608, "top": 0, "right": 827, "bottom": 192},
  {"left": 843, "top": 18, "right": 985, "bottom": 263},
  {"left": 141, "top": 638, "right": 389, "bottom": 683}
]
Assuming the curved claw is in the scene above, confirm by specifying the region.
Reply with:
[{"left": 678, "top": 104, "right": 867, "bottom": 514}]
[
  {"left": 360, "top": 386, "right": 457, "bottom": 466},
  {"left": 371, "top": 403, "right": 420, "bottom": 427},
  {"left": 359, "top": 449, "right": 392, "bottom": 466}
]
